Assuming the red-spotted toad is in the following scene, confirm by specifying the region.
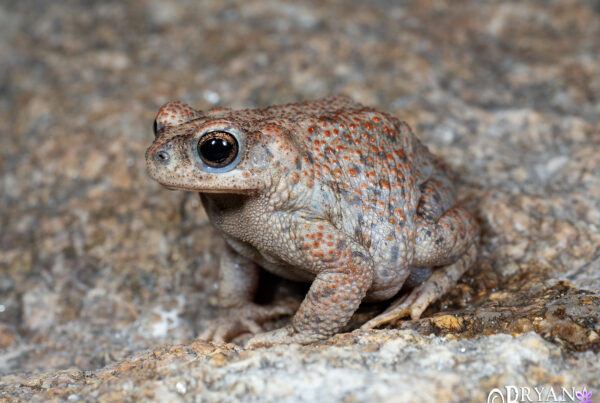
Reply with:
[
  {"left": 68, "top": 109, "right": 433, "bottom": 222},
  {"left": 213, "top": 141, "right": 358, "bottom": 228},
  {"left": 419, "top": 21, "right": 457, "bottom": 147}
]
[{"left": 146, "top": 97, "right": 479, "bottom": 346}]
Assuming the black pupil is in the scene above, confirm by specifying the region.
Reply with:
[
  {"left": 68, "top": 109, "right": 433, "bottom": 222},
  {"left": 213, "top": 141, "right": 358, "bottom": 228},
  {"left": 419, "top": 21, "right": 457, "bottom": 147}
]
[{"left": 199, "top": 135, "right": 236, "bottom": 166}]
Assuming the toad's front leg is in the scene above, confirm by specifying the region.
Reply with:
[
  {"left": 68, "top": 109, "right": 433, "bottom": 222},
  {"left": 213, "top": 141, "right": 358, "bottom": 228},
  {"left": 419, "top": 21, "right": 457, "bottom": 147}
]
[
  {"left": 246, "top": 223, "right": 374, "bottom": 347},
  {"left": 199, "top": 244, "right": 295, "bottom": 343}
]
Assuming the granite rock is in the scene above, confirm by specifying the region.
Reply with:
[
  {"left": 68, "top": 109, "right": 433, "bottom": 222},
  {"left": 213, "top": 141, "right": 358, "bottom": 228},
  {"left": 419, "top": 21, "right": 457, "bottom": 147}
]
[{"left": 2, "top": 332, "right": 599, "bottom": 403}]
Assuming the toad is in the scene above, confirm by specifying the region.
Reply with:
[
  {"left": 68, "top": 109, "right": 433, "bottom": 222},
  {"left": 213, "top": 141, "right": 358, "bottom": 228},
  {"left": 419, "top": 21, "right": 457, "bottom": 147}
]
[{"left": 146, "top": 96, "right": 479, "bottom": 347}]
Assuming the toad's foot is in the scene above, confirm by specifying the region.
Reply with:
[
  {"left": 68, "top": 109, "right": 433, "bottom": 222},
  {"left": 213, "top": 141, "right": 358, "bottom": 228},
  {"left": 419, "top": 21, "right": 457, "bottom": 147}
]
[
  {"left": 198, "top": 302, "right": 296, "bottom": 343},
  {"left": 361, "top": 243, "right": 477, "bottom": 330},
  {"left": 360, "top": 292, "right": 417, "bottom": 330},
  {"left": 245, "top": 325, "right": 327, "bottom": 348}
]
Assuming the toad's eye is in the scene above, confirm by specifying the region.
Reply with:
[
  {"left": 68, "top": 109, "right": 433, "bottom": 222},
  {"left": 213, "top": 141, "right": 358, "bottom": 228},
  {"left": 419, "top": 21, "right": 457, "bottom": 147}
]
[{"left": 197, "top": 131, "right": 239, "bottom": 168}]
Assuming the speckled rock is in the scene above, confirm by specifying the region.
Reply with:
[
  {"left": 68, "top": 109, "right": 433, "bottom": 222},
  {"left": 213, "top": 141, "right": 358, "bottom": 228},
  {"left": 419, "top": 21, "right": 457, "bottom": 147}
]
[
  {"left": 1, "top": 0, "right": 599, "bottom": 401},
  {"left": 1, "top": 332, "right": 598, "bottom": 402}
]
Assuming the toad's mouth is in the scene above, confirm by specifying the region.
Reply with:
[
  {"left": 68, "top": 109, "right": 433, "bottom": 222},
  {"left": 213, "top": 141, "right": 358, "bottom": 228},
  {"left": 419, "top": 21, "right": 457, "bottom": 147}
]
[
  {"left": 158, "top": 182, "right": 256, "bottom": 194},
  {"left": 162, "top": 185, "right": 182, "bottom": 191}
]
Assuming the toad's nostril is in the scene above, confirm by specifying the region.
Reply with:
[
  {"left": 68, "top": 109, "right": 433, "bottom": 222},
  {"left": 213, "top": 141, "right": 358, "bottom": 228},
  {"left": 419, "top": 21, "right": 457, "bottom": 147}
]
[{"left": 154, "top": 150, "right": 170, "bottom": 164}]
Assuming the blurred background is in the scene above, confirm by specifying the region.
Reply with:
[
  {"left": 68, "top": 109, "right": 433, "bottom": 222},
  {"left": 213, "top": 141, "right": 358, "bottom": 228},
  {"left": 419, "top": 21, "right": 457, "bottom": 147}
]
[{"left": 1, "top": 0, "right": 599, "bottom": 384}]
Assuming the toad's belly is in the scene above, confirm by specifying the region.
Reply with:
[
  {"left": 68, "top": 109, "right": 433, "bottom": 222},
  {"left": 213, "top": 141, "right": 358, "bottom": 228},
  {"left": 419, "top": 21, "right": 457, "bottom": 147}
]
[
  {"left": 221, "top": 231, "right": 316, "bottom": 282},
  {"left": 253, "top": 251, "right": 316, "bottom": 283}
]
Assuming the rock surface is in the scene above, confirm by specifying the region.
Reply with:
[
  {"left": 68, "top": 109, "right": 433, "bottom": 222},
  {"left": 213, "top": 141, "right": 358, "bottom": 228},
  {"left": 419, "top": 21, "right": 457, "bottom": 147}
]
[
  {"left": 2, "top": 332, "right": 599, "bottom": 403},
  {"left": 1, "top": 0, "right": 599, "bottom": 401}
]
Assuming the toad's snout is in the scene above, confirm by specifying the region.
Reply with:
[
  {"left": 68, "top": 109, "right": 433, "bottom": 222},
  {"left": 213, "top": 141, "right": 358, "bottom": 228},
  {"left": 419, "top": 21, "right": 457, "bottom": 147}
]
[
  {"left": 153, "top": 148, "right": 171, "bottom": 165},
  {"left": 145, "top": 143, "right": 177, "bottom": 182},
  {"left": 146, "top": 141, "right": 175, "bottom": 169}
]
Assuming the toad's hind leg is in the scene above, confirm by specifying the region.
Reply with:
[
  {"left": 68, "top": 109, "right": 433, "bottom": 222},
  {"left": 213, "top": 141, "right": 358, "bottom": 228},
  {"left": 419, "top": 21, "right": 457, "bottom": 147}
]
[{"left": 362, "top": 206, "right": 478, "bottom": 329}]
